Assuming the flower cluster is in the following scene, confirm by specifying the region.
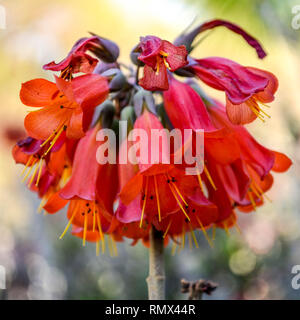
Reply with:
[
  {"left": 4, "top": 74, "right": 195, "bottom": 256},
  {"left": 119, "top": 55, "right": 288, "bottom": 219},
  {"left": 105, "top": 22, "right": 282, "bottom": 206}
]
[{"left": 13, "top": 20, "right": 291, "bottom": 254}]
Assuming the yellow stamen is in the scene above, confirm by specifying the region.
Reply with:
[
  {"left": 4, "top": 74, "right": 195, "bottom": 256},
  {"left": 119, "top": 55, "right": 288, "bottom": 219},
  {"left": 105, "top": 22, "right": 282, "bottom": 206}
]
[
  {"left": 189, "top": 226, "right": 199, "bottom": 249},
  {"left": 258, "top": 106, "right": 271, "bottom": 118},
  {"left": 37, "top": 195, "right": 48, "bottom": 214},
  {"left": 252, "top": 180, "right": 272, "bottom": 202},
  {"left": 22, "top": 158, "right": 37, "bottom": 182},
  {"left": 163, "top": 58, "right": 170, "bottom": 70},
  {"left": 224, "top": 222, "right": 230, "bottom": 236},
  {"left": 92, "top": 201, "right": 96, "bottom": 232},
  {"left": 248, "top": 104, "right": 265, "bottom": 122},
  {"left": 82, "top": 212, "right": 87, "bottom": 247},
  {"left": 261, "top": 102, "right": 271, "bottom": 108},
  {"left": 59, "top": 206, "right": 78, "bottom": 239},
  {"left": 155, "top": 56, "right": 160, "bottom": 75},
  {"left": 195, "top": 216, "right": 214, "bottom": 248},
  {"left": 35, "top": 158, "right": 44, "bottom": 187},
  {"left": 21, "top": 155, "right": 33, "bottom": 176},
  {"left": 28, "top": 160, "right": 40, "bottom": 187},
  {"left": 188, "top": 232, "right": 193, "bottom": 250},
  {"left": 96, "top": 214, "right": 105, "bottom": 253},
  {"left": 167, "top": 174, "right": 188, "bottom": 207},
  {"left": 251, "top": 184, "right": 263, "bottom": 200},
  {"left": 107, "top": 235, "right": 114, "bottom": 257},
  {"left": 40, "top": 130, "right": 58, "bottom": 148},
  {"left": 196, "top": 167, "right": 204, "bottom": 192},
  {"left": 248, "top": 191, "right": 257, "bottom": 210},
  {"left": 154, "top": 175, "right": 161, "bottom": 221},
  {"left": 43, "top": 125, "right": 66, "bottom": 156},
  {"left": 159, "top": 51, "right": 169, "bottom": 57},
  {"left": 171, "top": 240, "right": 177, "bottom": 256},
  {"left": 139, "top": 176, "right": 149, "bottom": 228},
  {"left": 204, "top": 165, "right": 217, "bottom": 190},
  {"left": 212, "top": 224, "right": 216, "bottom": 240},
  {"left": 168, "top": 182, "right": 190, "bottom": 221},
  {"left": 112, "top": 237, "right": 118, "bottom": 256},
  {"left": 163, "top": 220, "right": 172, "bottom": 238}
]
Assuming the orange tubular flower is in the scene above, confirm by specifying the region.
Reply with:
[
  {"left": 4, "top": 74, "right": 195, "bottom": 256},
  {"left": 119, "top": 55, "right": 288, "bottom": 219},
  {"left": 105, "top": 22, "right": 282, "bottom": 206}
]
[
  {"left": 44, "top": 125, "right": 118, "bottom": 246},
  {"left": 206, "top": 101, "right": 292, "bottom": 216},
  {"left": 118, "top": 109, "right": 215, "bottom": 231},
  {"left": 21, "top": 74, "right": 109, "bottom": 142}
]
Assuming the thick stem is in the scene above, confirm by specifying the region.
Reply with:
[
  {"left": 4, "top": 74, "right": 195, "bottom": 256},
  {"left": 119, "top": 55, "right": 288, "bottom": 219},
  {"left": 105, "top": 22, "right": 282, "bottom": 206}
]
[{"left": 147, "top": 226, "right": 165, "bottom": 300}]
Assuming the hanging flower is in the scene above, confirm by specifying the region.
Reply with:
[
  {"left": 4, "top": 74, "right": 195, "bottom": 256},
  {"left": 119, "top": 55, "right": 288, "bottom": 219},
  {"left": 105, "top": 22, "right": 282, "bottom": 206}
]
[
  {"left": 191, "top": 57, "right": 278, "bottom": 124},
  {"left": 138, "top": 36, "right": 188, "bottom": 90}
]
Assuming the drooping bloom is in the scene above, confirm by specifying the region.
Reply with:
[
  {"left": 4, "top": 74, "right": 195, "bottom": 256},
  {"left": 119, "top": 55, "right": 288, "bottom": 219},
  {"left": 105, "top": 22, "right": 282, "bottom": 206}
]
[
  {"left": 118, "top": 108, "right": 217, "bottom": 236},
  {"left": 21, "top": 74, "right": 109, "bottom": 141},
  {"left": 43, "top": 35, "right": 120, "bottom": 78},
  {"left": 163, "top": 77, "right": 241, "bottom": 166},
  {"left": 191, "top": 57, "right": 278, "bottom": 124},
  {"left": 44, "top": 125, "right": 118, "bottom": 246},
  {"left": 206, "top": 101, "right": 292, "bottom": 214},
  {"left": 138, "top": 36, "right": 188, "bottom": 91}
]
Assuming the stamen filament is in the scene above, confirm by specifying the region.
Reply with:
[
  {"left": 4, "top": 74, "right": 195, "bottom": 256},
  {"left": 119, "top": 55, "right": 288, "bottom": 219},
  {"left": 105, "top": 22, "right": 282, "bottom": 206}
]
[
  {"left": 43, "top": 124, "right": 66, "bottom": 156},
  {"left": 92, "top": 201, "right": 96, "bottom": 232},
  {"left": 163, "top": 220, "right": 172, "bottom": 238},
  {"left": 171, "top": 240, "right": 177, "bottom": 256},
  {"left": 188, "top": 232, "right": 193, "bottom": 250},
  {"left": 167, "top": 174, "right": 188, "bottom": 207},
  {"left": 168, "top": 182, "right": 190, "bottom": 221},
  {"left": 204, "top": 165, "right": 217, "bottom": 190},
  {"left": 22, "top": 158, "right": 37, "bottom": 182},
  {"left": 83, "top": 212, "right": 88, "bottom": 246},
  {"left": 21, "top": 155, "right": 33, "bottom": 176},
  {"left": 59, "top": 205, "right": 78, "bottom": 239},
  {"left": 252, "top": 180, "right": 272, "bottom": 202},
  {"left": 96, "top": 214, "right": 105, "bottom": 253},
  {"left": 248, "top": 191, "right": 257, "bottom": 210},
  {"left": 196, "top": 167, "right": 204, "bottom": 193},
  {"left": 35, "top": 158, "right": 44, "bottom": 187},
  {"left": 28, "top": 160, "right": 40, "bottom": 187},
  {"left": 139, "top": 176, "right": 149, "bottom": 228},
  {"left": 189, "top": 226, "right": 199, "bottom": 249},
  {"left": 154, "top": 175, "right": 161, "bottom": 221},
  {"left": 212, "top": 224, "right": 216, "bottom": 240},
  {"left": 195, "top": 216, "right": 214, "bottom": 248},
  {"left": 251, "top": 184, "right": 263, "bottom": 200},
  {"left": 107, "top": 235, "right": 114, "bottom": 257},
  {"left": 112, "top": 237, "right": 118, "bottom": 256}
]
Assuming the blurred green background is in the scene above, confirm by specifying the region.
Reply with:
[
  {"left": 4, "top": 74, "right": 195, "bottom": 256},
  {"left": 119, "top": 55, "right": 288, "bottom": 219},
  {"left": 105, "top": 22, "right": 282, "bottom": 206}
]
[{"left": 0, "top": 0, "right": 299, "bottom": 299}]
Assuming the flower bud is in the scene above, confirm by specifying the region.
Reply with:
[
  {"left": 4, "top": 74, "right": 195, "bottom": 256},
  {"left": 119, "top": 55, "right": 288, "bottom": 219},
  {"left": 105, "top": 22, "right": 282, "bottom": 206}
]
[
  {"left": 133, "top": 89, "right": 156, "bottom": 117},
  {"left": 89, "top": 33, "right": 120, "bottom": 63}
]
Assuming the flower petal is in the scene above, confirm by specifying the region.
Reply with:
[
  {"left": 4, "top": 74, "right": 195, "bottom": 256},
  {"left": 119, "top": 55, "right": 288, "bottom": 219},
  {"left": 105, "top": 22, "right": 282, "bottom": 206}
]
[
  {"left": 139, "top": 62, "right": 169, "bottom": 91},
  {"left": 226, "top": 97, "right": 257, "bottom": 125},
  {"left": 20, "top": 79, "right": 58, "bottom": 107},
  {"left": 24, "top": 105, "right": 72, "bottom": 140},
  {"left": 272, "top": 151, "right": 292, "bottom": 172},
  {"left": 44, "top": 192, "right": 68, "bottom": 214}
]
